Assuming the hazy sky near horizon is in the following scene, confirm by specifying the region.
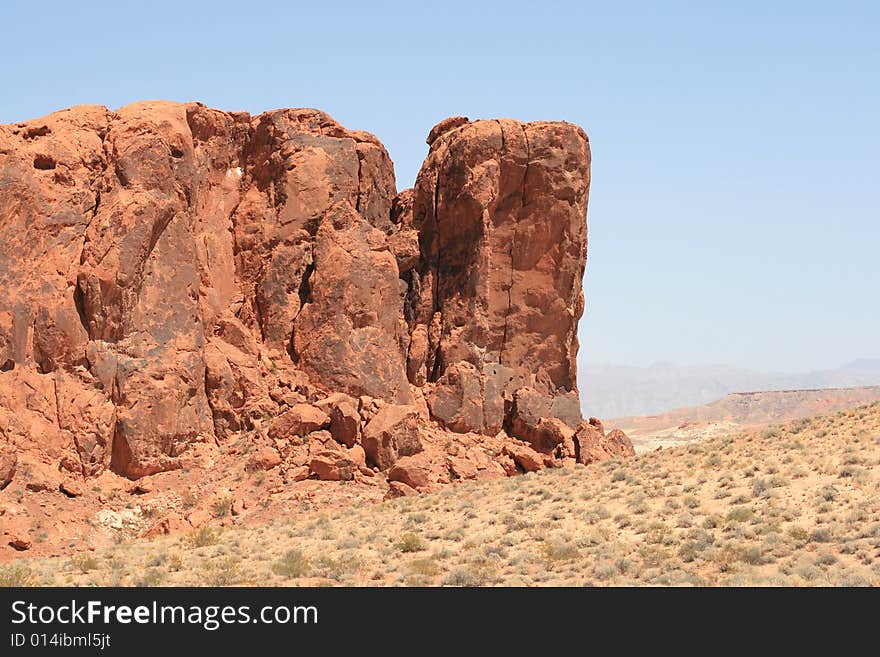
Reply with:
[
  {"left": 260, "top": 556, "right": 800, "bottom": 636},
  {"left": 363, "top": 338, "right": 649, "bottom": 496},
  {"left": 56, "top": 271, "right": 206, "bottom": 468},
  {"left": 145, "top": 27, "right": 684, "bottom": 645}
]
[{"left": 1, "top": 1, "right": 877, "bottom": 373}]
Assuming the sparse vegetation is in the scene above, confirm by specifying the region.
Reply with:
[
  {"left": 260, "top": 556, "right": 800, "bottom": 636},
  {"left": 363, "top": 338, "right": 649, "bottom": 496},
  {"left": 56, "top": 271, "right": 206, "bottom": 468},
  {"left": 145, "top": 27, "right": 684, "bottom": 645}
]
[
  {"left": 396, "top": 533, "right": 426, "bottom": 553},
  {"left": 69, "top": 553, "right": 99, "bottom": 573},
  {"left": 212, "top": 496, "right": 233, "bottom": 518},
  {"left": 0, "top": 563, "right": 35, "bottom": 587},
  {"left": 2, "top": 401, "right": 879, "bottom": 586},
  {"left": 271, "top": 549, "right": 310, "bottom": 579},
  {"left": 184, "top": 527, "right": 218, "bottom": 548}
]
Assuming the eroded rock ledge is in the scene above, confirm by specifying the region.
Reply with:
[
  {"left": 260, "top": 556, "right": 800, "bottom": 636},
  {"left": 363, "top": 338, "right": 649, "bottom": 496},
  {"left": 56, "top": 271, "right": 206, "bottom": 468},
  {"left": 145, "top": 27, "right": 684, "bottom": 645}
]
[{"left": 0, "top": 102, "right": 632, "bottom": 507}]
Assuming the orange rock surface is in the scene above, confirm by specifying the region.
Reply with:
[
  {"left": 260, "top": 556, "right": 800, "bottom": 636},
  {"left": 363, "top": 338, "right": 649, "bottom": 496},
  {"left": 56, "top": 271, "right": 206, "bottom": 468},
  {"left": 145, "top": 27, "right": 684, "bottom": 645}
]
[{"left": 0, "top": 103, "right": 631, "bottom": 557}]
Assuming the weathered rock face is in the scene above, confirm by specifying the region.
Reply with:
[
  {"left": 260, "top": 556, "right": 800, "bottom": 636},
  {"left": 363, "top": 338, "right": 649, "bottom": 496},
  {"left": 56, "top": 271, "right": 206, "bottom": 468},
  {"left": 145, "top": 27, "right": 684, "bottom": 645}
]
[
  {"left": 292, "top": 201, "right": 412, "bottom": 403},
  {"left": 407, "top": 118, "right": 589, "bottom": 402},
  {"left": 0, "top": 102, "right": 630, "bottom": 490}
]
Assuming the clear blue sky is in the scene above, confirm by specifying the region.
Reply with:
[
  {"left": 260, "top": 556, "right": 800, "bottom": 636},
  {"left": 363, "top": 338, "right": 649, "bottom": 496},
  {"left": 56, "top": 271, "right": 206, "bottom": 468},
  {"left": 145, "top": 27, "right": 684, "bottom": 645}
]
[{"left": 1, "top": 1, "right": 877, "bottom": 373}]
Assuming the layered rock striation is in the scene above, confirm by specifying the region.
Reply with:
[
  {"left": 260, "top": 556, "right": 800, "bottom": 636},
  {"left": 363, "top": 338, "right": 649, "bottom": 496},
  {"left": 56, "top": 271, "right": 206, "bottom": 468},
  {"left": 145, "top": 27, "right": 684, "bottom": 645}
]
[{"left": 0, "top": 102, "right": 632, "bottom": 498}]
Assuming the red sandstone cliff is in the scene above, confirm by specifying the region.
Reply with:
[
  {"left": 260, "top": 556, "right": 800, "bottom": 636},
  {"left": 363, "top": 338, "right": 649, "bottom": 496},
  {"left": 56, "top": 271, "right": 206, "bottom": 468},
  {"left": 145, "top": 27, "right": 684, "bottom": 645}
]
[{"left": 0, "top": 102, "right": 631, "bottom": 552}]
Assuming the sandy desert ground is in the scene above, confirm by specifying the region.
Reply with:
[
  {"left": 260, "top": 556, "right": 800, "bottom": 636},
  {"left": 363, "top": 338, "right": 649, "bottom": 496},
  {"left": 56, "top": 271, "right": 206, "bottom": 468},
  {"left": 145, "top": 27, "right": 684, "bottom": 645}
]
[{"left": 3, "top": 401, "right": 878, "bottom": 587}]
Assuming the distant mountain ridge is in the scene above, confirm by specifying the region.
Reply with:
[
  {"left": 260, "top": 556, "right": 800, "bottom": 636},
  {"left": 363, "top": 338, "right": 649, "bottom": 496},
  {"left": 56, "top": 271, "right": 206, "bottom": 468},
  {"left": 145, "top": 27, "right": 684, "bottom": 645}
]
[{"left": 579, "top": 359, "right": 880, "bottom": 418}]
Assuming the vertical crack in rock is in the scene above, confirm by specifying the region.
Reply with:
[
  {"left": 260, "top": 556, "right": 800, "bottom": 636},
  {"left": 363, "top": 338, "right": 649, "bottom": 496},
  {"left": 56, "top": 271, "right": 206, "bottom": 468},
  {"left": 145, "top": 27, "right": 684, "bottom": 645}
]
[
  {"left": 30, "top": 316, "right": 38, "bottom": 372},
  {"left": 401, "top": 270, "right": 417, "bottom": 326},
  {"left": 499, "top": 122, "right": 529, "bottom": 366},
  {"left": 142, "top": 208, "right": 177, "bottom": 273},
  {"left": 72, "top": 270, "right": 89, "bottom": 337},
  {"left": 253, "top": 280, "right": 267, "bottom": 342},
  {"left": 496, "top": 120, "right": 507, "bottom": 362},
  {"left": 109, "top": 348, "right": 123, "bottom": 478},
  {"left": 75, "top": 120, "right": 113, "bottom": 339},
  {"left": 51, "top": 371, "right": 62, "bottom": 430},
  {"left": 298, "top": 260, "right": 315, "bottom": 310},
  {"left": 203, "top": 364, "right": 220, "bottom": 447},
  {"left": 354, "top": 142, "right": 364, "bottom": 215},
  {"left": 225, "top": 122, "right": 254, "bottom": 307},
  {"left": 108, "top": 415, "right": 128, "bottom": 476},
  {"left": 428, "top": 161, "right": 444, "bottom": 382},
  {"left": 288, "top": 252, "right": 315, "bottom": 363},
  {"left": 87, "top": 190, "right": 102, "bottom": 219}
]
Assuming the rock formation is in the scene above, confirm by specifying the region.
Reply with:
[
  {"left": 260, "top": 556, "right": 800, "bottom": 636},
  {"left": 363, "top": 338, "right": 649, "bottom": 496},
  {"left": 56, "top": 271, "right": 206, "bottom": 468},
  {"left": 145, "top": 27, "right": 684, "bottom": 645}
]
[{"left": 0, "top": 101, "right": 632, "bottom": 521}]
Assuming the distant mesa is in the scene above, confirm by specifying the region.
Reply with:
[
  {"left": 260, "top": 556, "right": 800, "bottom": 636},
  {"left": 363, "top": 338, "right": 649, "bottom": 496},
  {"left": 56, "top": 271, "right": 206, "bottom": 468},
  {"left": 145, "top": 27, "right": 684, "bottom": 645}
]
[{"left": 613, "top": 385, "right": 880, "bottom": 453}]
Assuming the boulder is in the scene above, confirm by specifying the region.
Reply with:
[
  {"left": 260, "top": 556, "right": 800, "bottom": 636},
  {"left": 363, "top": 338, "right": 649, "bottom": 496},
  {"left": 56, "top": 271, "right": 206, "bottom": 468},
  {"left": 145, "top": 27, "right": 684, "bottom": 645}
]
[
  {"left": 502, "top": 443, "right": 545, "bottom": 473},
  {"left": 387, "top": 452, "right": 449, "bottom": 491},
  {"left": 288, "top": 466, "right": 311, "bottom": 482},
  {"left": 361, "top": 404, "right": 424, "bottom": 470},
  {"left": 246, "top": 444, "right": 282, "bottom": 471},
  {"left": 574, "top": 422, "right": 635, "bottom": 465},
  {"left": 605, "top": 429, "right": 636, "bottom": 458},
  {"left": 186, "top": 509, "right": 212, "bottom": 528},
  {"left": 59, "top": 479, "right": 84, "bottom": 497},
  {"left": 387, "top": 229, "right": 421, "bottom": 273},
  {"left": 348, "top": 444, "right": 367, "bottom": 469},
  {"left": 506, "top": 387, "right": 579, "bottom": 451},
  {"left": 141, "top": 513, "right": 190, "bottom": 538},
  {"left": 447, "top": 455, "right": 478, "bottom": 480},
  {"left": 309, "top": 451, "right": 356, "bottom": 481},
  {"left": 9, "top": 535, "right": 32, "bottom": 551},
  {"left": 385, "top": 480, "right": 419, "bottom": 499},
  {"left": 268, "top": 404, "right": 330, "bottom": 441},
  {"left": 316, "top": 393, "right": 360, "bottom": 447}
]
